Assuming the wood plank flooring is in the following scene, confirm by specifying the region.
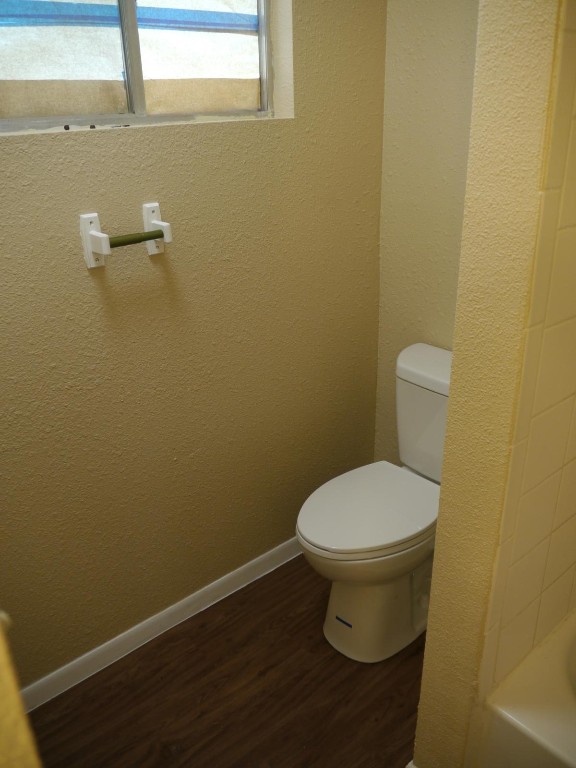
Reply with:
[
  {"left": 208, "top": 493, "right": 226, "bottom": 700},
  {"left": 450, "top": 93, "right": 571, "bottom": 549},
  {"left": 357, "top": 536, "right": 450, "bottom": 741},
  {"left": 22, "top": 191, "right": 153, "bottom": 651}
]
[{"left": 30, "top": 555, "right": 425, "bottom": 768}]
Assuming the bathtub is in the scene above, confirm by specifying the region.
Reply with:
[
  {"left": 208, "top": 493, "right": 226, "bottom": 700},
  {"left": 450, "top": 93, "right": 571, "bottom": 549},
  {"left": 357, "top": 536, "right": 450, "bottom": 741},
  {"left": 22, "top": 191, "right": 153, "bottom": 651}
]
[{"left": 481, "top": 610, "right": 576, "bottom": 768}]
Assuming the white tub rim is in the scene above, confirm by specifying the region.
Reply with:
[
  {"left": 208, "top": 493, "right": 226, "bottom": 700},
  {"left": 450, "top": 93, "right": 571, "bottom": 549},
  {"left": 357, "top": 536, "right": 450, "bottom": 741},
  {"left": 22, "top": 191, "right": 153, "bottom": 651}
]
[{"left": 487, "top": 609, "right": 576, "bottom": 767}]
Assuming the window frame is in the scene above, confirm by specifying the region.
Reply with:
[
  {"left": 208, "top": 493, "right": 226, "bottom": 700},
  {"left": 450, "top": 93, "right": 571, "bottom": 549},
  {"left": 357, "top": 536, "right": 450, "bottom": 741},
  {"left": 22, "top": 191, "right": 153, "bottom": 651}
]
[{"left": 0, "top": 0, "right": 271, "bottom": 133}]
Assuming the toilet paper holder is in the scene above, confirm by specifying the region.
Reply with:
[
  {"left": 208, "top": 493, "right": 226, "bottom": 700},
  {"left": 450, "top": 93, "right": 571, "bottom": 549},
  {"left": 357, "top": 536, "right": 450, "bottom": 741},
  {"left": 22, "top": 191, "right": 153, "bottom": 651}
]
[{"left": 80, "top": 202, "right": 172, "bottom": 269}]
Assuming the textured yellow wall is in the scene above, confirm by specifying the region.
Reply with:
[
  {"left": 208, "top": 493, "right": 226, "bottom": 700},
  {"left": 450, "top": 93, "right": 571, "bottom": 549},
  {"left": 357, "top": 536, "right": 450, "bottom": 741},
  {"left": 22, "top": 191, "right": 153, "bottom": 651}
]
[
  {"left": 0, "top": 626, "right": 40, "bottom": 768},
  {"left": 375, "top": 0, "right": 478, "bottom": 463},
  {"left": 1, "top": 1, "right": 387, "bottom": 686},
  {"left": 413, "top": 1, "right": 560, "bottom": 766},
  {"left": 477, "top": 0, "right": 576, "bottom": 702}
]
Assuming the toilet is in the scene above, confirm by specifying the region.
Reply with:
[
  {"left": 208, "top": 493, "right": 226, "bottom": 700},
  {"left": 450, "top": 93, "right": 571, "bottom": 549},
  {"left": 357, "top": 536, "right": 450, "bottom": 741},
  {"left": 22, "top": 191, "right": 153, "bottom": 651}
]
[{"left": 296, "top": 343, "right": 452, "bottom": 663}]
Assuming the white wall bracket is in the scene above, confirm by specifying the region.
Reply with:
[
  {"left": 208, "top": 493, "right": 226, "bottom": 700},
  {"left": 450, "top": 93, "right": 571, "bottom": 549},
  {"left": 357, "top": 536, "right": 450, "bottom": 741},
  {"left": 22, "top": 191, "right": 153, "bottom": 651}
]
[
  {"left": 80, "top": 203, "right": 172, "bottom": 269},
  {"left": 80, "top": 213, "right": 110, "bottom": 269},
  {"left": 142, "top": 202, "right": 172, "bottom": 256}
]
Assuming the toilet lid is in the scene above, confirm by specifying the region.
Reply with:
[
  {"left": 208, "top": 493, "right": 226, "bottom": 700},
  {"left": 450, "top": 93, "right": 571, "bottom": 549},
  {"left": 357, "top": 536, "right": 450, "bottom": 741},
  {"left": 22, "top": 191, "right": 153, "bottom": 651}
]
[{"left": 297, "top": 461, "right": 439, "bottom": 556}]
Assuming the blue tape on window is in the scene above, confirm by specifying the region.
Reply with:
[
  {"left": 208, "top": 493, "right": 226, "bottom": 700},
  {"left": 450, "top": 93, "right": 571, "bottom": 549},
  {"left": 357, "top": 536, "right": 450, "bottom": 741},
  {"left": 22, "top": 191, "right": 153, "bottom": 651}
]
[
  {"left": 0, "top": 1, "right": 258, "bottom": 32},
  {"left": 0, "top": 0, "right": 119, "bottom": 27},
  {"left": 138, "top": 7, "right": 257, "bottom": 32}
]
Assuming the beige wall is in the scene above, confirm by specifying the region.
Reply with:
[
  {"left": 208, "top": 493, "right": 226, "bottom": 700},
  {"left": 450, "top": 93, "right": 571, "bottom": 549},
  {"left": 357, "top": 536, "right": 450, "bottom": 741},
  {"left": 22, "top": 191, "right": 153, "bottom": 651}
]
[
  {"left": 477, "top": 0, "right": 576, "bottom": 711},
  {"left": 0, "top": 625, "right": 40, "bottom": 767},
  {"left": 1, "top": 1, "right": 387, "bottom": 686},
  {"left": 413, "top": 1, "right": 561, "bottom": 766},
  {"left": 375, "top": 0, "right": 478, "bottom": 463}
]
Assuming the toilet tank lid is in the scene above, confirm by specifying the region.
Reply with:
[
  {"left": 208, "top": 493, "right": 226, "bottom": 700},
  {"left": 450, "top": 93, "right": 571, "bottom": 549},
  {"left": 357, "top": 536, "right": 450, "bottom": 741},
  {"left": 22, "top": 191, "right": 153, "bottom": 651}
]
[{"left": 397, "top": 344, "right": 452, "bottom": 396}]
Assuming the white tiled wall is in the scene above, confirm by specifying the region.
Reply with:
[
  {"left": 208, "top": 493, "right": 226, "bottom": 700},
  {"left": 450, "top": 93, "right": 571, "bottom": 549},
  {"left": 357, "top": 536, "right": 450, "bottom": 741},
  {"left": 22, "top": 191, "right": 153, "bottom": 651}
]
[{"left": 480, "top": 2, "right": 576, "bottom": 695}]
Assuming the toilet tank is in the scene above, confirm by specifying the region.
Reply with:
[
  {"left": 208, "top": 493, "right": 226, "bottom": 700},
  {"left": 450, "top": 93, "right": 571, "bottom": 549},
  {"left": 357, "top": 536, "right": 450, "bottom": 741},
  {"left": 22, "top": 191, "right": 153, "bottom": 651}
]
[{"left": 396, "top": 343, "right": 452, "bottom": 483}]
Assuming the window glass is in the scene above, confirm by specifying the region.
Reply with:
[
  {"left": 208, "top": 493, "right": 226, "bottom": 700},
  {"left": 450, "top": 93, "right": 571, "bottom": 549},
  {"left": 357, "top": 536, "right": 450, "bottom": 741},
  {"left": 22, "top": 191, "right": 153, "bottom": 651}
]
[
  {"left": 136, "top": 1, "right": 260, "bottom": 114},
  {"left": 0, "top": 0, "right": 262, "bottom": 123},
  {"left": 0, "top": 0, "right": 128, "bottom": 119}
]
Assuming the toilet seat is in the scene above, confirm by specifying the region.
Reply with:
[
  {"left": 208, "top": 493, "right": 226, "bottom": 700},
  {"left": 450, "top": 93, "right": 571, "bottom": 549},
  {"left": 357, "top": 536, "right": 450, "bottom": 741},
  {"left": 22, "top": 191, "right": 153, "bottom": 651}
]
[{"left": 296, "top": 461, "right": 439, "bottom": 561}]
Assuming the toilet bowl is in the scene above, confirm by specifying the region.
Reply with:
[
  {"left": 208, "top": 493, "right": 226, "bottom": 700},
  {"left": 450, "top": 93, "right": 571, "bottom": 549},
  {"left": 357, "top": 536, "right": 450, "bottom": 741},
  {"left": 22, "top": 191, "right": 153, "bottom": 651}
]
[
  {"left": 296, "top": 461, "right": 439, "bottom": 662},
  {"left": 296, "top": 343, "right": 452, "bottom": 663}
]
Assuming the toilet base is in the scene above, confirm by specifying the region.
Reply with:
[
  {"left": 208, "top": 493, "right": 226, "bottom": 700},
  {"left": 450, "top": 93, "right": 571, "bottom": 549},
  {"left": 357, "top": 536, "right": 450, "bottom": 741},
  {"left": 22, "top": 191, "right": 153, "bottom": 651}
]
[{"left": 322, "top": 557, "right": 433, "bottom": 663}]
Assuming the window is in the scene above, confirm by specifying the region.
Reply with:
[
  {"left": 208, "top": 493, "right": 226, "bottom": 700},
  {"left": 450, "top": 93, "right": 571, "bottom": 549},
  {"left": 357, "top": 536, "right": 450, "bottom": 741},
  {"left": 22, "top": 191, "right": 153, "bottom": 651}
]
[{"left": 0, "top": 0, "right": 269, "bottom": 129}]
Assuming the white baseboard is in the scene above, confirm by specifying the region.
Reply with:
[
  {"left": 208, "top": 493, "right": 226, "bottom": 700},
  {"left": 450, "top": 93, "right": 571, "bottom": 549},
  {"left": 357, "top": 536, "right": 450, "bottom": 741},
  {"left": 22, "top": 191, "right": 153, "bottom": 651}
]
[{"left": 23, "top": 537, "right": 301, "bottom": 712}]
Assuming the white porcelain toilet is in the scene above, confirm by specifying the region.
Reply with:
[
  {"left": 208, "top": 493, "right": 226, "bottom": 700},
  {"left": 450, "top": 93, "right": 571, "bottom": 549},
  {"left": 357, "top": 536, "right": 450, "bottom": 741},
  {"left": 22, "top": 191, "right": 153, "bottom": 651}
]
[{"left": 296, "top": 343, "right": 452, "bottom": 663}]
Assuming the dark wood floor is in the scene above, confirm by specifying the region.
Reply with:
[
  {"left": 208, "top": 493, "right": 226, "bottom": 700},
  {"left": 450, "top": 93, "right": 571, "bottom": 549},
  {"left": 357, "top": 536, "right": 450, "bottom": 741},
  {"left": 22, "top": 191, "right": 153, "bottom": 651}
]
[{"left": 30, "top": 555, "right": 425, "bottom": 768}]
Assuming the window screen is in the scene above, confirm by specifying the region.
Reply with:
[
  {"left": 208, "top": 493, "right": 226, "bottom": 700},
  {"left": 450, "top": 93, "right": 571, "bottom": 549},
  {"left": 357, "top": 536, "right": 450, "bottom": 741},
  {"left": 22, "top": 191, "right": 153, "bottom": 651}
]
[{"left": 0, "top": 0, "right": 263, "bottom": 122}]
